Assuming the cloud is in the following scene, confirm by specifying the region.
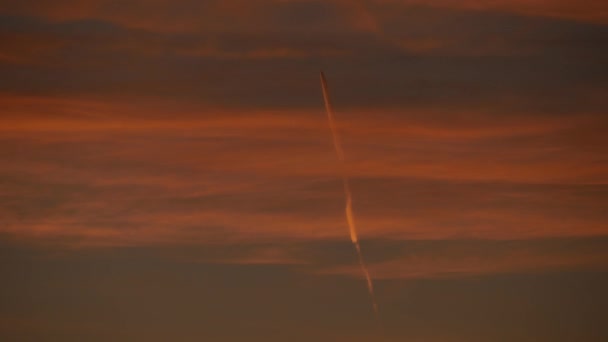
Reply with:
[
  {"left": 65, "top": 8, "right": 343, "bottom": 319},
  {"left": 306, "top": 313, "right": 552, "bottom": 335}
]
[
  {"left": 1, "top": 96, "right": 607, "bottom": 251},
  {"left": 1, "top": 6, "right": 606, "bottom": 113},
  {"left": 315, "top": 237, "right": 608, "bottom": 279},
  {"left": 376, "top": 0, "right": 608, "bottom": 24},
  {"left": 1, "top": 2, "right": 606, "bottom": 282},
  {"left": 2, "top": 1, "right": 608, "bottom": 33}
]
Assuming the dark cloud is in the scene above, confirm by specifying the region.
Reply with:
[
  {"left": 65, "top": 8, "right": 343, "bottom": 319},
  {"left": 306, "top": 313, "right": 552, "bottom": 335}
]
[
  {"left": 1, "top": 6, "right": 606, "bottom": 110},
  {"left": 1, "top": 236, "right": 608, "bottom": 341}
]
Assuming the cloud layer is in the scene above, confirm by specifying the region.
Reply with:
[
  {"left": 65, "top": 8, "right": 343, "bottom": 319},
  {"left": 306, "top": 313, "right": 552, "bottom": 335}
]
[
  {"left": 2, "top": 95, "right": 607, "bottom": 279},
  {"left": 1, "top": 0, "right": 607, "bottom": 281}
]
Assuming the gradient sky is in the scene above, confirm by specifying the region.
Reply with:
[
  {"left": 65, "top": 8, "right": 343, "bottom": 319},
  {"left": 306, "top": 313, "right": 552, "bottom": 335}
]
[{"left": 1, "top": 1, "right": 608, "bottom": 341}]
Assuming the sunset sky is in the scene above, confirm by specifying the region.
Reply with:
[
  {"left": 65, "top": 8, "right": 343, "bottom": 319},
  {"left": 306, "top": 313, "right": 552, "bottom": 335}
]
[{"left": 1, "top": 1, "right": 608, "bottom": 341}]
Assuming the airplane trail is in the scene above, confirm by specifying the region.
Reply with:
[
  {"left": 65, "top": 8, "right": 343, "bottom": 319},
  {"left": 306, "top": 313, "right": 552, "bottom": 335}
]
[{"left": 320, "top": 71, "right": 380, "bottom": 320}]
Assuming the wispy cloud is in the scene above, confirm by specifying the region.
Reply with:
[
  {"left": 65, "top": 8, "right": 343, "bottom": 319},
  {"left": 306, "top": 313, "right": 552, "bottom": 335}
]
[{"left": 1, "top": 96, "right": 606, "bottom": 254}]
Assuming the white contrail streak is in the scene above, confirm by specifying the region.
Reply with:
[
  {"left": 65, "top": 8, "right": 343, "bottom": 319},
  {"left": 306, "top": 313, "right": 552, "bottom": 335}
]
[{"left": 320, "top": 71, "right": 380, "bottom": 320}]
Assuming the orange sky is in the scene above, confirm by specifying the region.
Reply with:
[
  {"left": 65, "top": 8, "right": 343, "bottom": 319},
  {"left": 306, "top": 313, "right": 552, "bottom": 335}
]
[
  {"left": 2, "top": 95, "right": 606, "bottom": 268},
  {"left": 1, "top": 1, "right": 607, "bottom": 341}
]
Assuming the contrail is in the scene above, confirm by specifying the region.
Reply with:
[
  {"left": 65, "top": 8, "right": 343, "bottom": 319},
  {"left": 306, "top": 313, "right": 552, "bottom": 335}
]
[{"left": 320, "top": 71, "right": 380, "bottom": 320}]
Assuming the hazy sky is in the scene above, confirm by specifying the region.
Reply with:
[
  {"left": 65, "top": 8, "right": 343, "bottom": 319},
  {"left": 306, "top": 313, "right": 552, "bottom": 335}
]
[{"left": 1, "top": 1, "right": 607, "bottom": 341}]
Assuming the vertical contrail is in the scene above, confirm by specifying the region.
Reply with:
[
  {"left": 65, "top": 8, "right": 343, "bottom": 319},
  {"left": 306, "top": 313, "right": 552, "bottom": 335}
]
[{"left": 320, "top": 71, "right": 380, "bottom": 320}]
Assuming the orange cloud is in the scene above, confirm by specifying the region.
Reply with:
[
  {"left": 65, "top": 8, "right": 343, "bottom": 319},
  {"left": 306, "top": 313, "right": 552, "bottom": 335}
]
[
  {"left": 1, "top": 95, "right": 606, "bottom": 250},
  {"left": 370, "top": 0, "right": 608, "bottom": 24}
]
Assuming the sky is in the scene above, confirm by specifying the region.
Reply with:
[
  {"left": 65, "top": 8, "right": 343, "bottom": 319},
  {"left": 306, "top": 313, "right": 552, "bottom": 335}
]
[{"left": 1, "top": 1, "right": 608, "bottom": 341}]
